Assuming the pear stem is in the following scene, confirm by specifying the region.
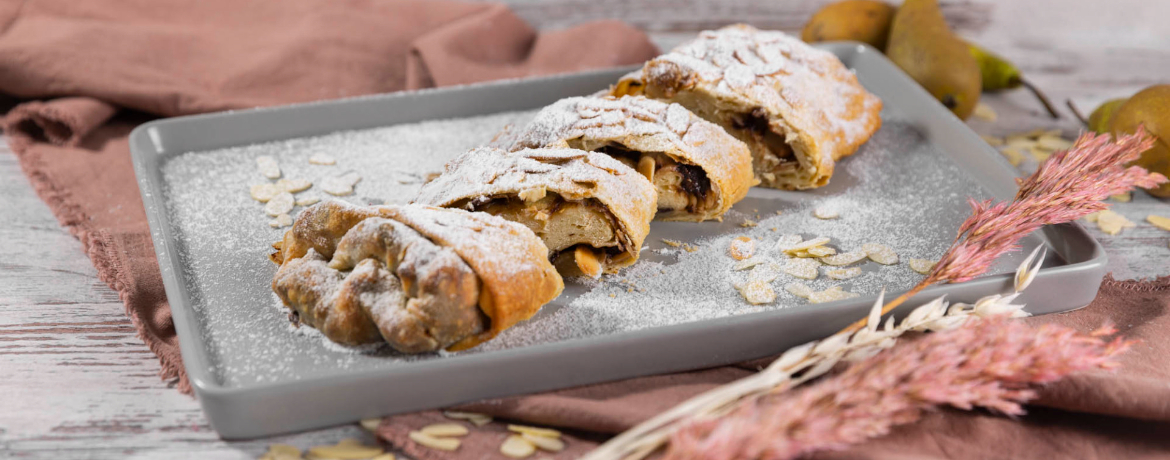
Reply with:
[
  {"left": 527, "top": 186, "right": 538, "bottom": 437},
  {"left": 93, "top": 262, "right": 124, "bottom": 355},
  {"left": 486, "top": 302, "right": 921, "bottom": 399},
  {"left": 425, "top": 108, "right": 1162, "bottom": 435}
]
[
  {"left": 1066, "top": 99, "right": 1090, "bottom": 127},
  {"left": 1021, "top": 78, "right": 1060, "bottom": 119}
]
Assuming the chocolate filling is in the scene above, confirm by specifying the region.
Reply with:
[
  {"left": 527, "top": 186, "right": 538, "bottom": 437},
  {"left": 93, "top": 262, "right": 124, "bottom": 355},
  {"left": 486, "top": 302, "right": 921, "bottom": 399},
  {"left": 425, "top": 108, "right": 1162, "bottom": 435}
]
[
  {"left": 597, "top": 143, "right": 711, "bottom": 207},
  {"left": 677, "top": 164, "right": 711, "bottom": 205},
  {"left": 731, "top": 107, "right": 795, "bottom": 162}
]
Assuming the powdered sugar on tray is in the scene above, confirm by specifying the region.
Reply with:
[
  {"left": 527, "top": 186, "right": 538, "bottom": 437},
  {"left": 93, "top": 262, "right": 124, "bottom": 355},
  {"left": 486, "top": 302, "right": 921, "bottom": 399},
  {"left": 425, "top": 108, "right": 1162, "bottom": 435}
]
[{"left": 160, "top": 107, "right": 1032, "bottom": 387}]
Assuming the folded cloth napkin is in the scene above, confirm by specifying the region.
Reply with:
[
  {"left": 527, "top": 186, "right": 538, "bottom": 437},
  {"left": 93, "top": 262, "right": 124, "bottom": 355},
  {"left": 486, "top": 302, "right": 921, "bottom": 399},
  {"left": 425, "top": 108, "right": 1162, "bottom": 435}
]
[
  {"left": 0, "top": 0, "right": 657, "bottom": 393},
  {"left": 377, "top": 275, "right": 1170, "bottom": 459}
]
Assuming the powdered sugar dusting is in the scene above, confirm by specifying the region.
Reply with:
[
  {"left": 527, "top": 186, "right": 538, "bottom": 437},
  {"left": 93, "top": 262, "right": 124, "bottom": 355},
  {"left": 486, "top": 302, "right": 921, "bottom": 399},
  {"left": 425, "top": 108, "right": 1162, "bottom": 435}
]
[
  {"left": 645, "top": 24, "right": 882, "bottom": 155},
  {"left": 159, "top": 106, "right": 1039, "bottom": 388}
]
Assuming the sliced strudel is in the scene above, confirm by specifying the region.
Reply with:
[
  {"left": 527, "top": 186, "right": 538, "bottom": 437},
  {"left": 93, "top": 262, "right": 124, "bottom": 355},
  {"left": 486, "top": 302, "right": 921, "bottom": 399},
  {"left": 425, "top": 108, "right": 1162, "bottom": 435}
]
[
  {"left": 612, "top": 24, "right": 882, "bottom": 190},
  {"left": 414, "top": 147, "right": 657, "bottom": 278},
  {"left": 510, "top": 95, "right": 754, "bottom": 222},
  {"left": 270, "top": 201, "right": 563, "bottom": 352}
]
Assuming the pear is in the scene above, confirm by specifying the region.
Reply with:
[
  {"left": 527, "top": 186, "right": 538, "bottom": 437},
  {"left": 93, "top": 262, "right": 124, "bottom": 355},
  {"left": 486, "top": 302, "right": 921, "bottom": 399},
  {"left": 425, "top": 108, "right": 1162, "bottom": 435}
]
[
  {"left": 967, "top": 43, "right": 1058, "bottom": 118},
  {"left": 886, "top": 0, "right": 982, "bottom": 119},
  {"left": 1088, "top": 98, "right": 1127, "bottom": 134},
  {"left": 1110, "top": 84, "right": 1170, "bottom": 197},
  {"left": 802, "top": 0, "right": 896, "bottom": 50}
]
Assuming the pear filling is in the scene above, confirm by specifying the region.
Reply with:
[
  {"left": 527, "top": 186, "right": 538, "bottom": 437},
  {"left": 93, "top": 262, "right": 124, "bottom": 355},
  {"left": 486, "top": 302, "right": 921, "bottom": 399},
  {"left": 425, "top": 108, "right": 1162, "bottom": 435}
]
[
  {"left": 592, "top": 143, "right": 715, "bottom": 214},
  {"left": 462, "top": 194, "right": 629, "bottom": 276}
]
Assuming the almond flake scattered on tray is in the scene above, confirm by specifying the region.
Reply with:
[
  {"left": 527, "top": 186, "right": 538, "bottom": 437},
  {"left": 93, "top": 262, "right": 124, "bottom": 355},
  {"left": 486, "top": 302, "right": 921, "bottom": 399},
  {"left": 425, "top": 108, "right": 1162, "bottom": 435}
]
[
  {"left": 785, "top": 282, "right": 813, "bottom": 299},
  {"left": 820, "top": 250, "right": 867, "bottom": 266},
  {"left": 308, "top": 153, "right": 337, "bottom": 165},
  {"left": 264, "top": 192, "right": 294, "bottom": 216},
  {"left": 783, "top": 257, "right": 820, "bottom": 280},
  {"left": 728, "top": 236, "right": 755, "bottom": 260},
  {"left": 825, "top": 266, "right": 862, "bottom": 280},
  {"left": 256, "top": 155, "right": 281, "bottom": 179},
  {"left": 268, "top": 213, "right": 293, "bottom": 228},
  {"left": 862, "top": 243, "right": 899, "bottom": 265},
  {"left": 808, "top": 285, "right": 860, "bottom": 304},
  {"left": 783, "top": 237, "right": 831, "bottom": 255},
  {"left": 250, "top": 183, "right": 281, "bottom": 202},
  {"left": 774, "top": 234, "right": 803, "bottom": 252},
  {"left": 812, "top": 206, "right": 840, "bottom": 219},
  {"left": 735, "top": 280, "right": 776, "bottom": 305},
  {"left": 321, "top": 172, "right": 362, "bottom": 196},
  {"left": 276, "top": 178, "right": 312, "bottom": 193},
  {"left": 908, "top": 258, "right": 937, "bottom": 275}
]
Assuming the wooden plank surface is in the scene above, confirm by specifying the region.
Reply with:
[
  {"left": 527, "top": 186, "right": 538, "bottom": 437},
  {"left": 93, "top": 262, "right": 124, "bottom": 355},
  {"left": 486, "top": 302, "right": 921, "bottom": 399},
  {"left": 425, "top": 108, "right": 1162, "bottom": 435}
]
[{"left": 2, "top": 0, "right": 1168, "bottom": 458}]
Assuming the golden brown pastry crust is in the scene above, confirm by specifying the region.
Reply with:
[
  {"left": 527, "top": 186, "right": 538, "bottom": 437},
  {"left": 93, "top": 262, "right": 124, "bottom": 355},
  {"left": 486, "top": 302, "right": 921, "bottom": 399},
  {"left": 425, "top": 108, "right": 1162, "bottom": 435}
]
[
  {"left": 270, "top": 201, "right": 563, "bottom": 352},
  {"left": 510, "top": 95, "right": 754, "bottom": 222},
  {"left": 413, "top": 147, "right": 657, "bottom": 273},
  {"left": 611, "top": 24, "right": 882, "bottom": 190}
]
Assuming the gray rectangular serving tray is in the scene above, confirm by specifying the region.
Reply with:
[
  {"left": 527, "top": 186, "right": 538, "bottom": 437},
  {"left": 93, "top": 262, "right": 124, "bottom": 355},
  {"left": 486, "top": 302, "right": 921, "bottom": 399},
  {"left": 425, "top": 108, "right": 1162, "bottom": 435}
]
[{"left": 130, "top": 42, "right": 1107, "bottom": 439}]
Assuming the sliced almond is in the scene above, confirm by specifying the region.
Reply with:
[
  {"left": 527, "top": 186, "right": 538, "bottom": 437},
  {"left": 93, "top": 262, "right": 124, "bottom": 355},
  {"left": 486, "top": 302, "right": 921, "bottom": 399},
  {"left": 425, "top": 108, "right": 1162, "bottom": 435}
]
[
  {"left": 826, "top": 267, "right": 862, "bottom": 280},
  {"left": 729, "top": 236, "right": 755, "bottom": 261},
  {"left": 808, "top": 286, "right": 860, "bottom": 304},
  {"left": 518, "top": 186, "right": 547, "bottom": 202},
  {"left": 371, "top": 454, "right": 395, "bottom": 460},
  {"left": 1036, "top": 135, "right": 1073, "bottom": 151},
  {"left": 265, "top": 192, "right": 295, "bottom": 217},
  {"left": 266, "top": 444, "right": 302, "bottom": 457},
  {"left": 500, "top": 435, "right": 536, "bottom": 458},
  {"left": 306, "top": 443, "right": 383, "bottom": 459},
  {"left": 256, "top": 156, "right": 281, "bottom": 179},
  {"left": 980, "top": 135, "right": 1004, "bottom": 147},
  {"left": 409, "top": 431, "right": 460, "bottom": 451},
  {"left": 819, "top": 250, "right": 867, "bottom": 266},
  {"left": 1110, "top": 192, "right": 1132, "bottom": 202},
  {"left": 1097, "top": 209, "right": 1136, "bottom": 235},
  {"left": 360, "top": 418, "right": 381, "bottom": 431},
  {"left": 277, "top": 178, "right": 312, "bottom": 193},
  {"left": 321, "top": 177, "right": 355, "bottom": 196},
  {"left": 806, "top": 246, "right": 836, "bottom": 257},
  {"left": 783, "top": 258, "right": 820, "bottom": 280},
  {"left": 309, "top": 153, "right": 337, "bottom": 165},
  {"left": 812, "top": 206, "right": 839, "bottom": 219},
  {"left": 269, "top": 213, "right": 293, "bottom": 228},
  {"left": 783, "top": 237, "right": 830, "bottom": 255},
  {"left": 973, "top": 102, "right": 997, "bottom": 122},
  {"left": 1148, "top": 214, "right": 1170, "bottom": 231},
  {"left": 574, "top": 245, "right": 603, "bottom": 279},
  {"left": 735, "top": 280, "right": 776, "bottom": 305},
  {"left": 1084, "top": 212, "right": 1101, "bottom": 223},
  {"left": 999, "top": 147, "right": 1025, "bottom": 167},
  {"left": 507, "top": 424, "right": 562, "bottom": 438},
  {"left": 661, "top": 239, "right": 683, "bottom": 248},
  {"left": 908, "top": 258, "right": 936, "bottom": 275},
  {"left": 420, "top": 423, "right": 469, "bottom": 437},
  {"left": 1028, "top": 146, "right": 1052, "bottom": 162},
  {"left": 522, "top": 432, "right": 565, "bottom": 452},
  {"left": 748, "top": 262, "right": 782, "bottom": 283},
  {"left": 336, "top": 438, "right": 363, "bottom": 447},
  {"left": 739, "top": 218, "right": 758, "bottom": 228},
  {"left": 637, "top": 155, "right": 655, "bottom": 182},
  {"left": 785, "top": 282, "right": 813, "bottom": 299},
  {"left": 732, "top": 257, "right": 765, "bottom": 271},
  {"left": 296, "top": 196, "right": 321, "bottom": 207},
  {"left": 775, "top": 234, "right": 802, "bottom": 251},
  {"left": 862, "top": 243, "right": 898, "bottom": 265},
  {"left": 251, "top": 183, "right": 282, "bottom": 202},
  {"left": 443, "top": 411, "right": 493, "bottom": 426}
]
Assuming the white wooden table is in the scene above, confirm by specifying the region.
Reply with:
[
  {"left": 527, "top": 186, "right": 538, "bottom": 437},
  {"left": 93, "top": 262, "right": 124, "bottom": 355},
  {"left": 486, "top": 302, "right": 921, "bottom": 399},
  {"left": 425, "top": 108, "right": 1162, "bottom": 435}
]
[{"left": 2, "top": 1, "right": 1168, "bottom": 458}]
